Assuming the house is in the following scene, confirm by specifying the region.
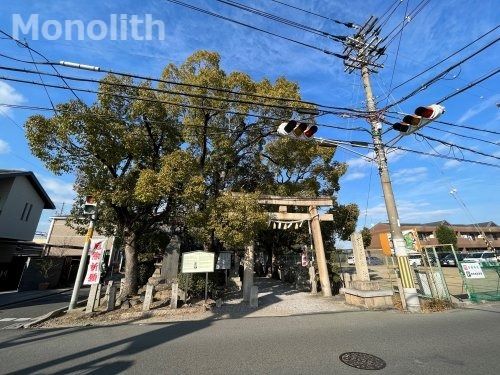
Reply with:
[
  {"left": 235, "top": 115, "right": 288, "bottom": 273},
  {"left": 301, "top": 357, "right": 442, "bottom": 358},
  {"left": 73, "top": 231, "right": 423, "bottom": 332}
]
[
  {"left": 0, "top": 170, "right": 55, "bottom": 242},
  {"left": 367, "top": 220, "right": 500, "bottom": 254},
  {"left": 0, "top": 170, "right": 56, "bottom": 290},
  {"left": 43, "top": 216, "right": 118, "bottom": 284},
  {"left": 44, "top": 216, "right": 114, "bottom": 258}
]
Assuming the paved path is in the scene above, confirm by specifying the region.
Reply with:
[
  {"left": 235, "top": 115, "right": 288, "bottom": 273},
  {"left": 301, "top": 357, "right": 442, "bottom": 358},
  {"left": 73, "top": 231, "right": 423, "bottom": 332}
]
[{"left": 215, "top": 277, "right": 359, "bottom": 318}]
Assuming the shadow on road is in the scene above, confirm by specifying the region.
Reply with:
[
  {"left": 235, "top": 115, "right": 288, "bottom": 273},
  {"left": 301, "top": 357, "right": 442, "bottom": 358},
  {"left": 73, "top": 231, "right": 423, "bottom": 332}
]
[{"left": 1, "top": 277, "right": 356, "bottom": 373}]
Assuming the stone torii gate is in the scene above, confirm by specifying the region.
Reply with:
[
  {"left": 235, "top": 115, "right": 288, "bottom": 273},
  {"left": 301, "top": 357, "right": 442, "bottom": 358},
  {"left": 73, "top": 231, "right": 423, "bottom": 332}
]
[{"left": 258, "top": 195, "right": 334, "bottom": 297}]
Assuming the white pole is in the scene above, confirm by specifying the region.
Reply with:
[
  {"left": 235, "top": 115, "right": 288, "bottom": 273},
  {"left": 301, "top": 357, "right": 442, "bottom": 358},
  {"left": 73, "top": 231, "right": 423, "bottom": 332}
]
[{"left": 68, "top": 214, "right": 95, "bottom": 310}]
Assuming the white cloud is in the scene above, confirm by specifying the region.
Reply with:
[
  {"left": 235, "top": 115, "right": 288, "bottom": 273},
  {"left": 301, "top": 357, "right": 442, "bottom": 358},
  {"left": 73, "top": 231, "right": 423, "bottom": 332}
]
[
  {"left": 458, "top": 94, "right": 500, "bottom": 124},
  {"left": 443, "top": 160, "right": 461, "bottom": 169},
  {"left": 366, "top": 201, "right": 459, "bottom": 223},
  {"left": 346, "top": 154, "right": 373, "bottom": 169},
  {"left": 392, "top": 167, "right": 428, "bottom": 184},
  {"left": 0, "top": 81, "right": 25, "bottom": 113},
  {"left": 0, "top": 139, "right": 11, "bottom": 154},
  {"left": 36, "top": 174, "right": 76, "bottom": 205},
  {"left": 343, "top": 171, "right": 366, "bottom": 181}
]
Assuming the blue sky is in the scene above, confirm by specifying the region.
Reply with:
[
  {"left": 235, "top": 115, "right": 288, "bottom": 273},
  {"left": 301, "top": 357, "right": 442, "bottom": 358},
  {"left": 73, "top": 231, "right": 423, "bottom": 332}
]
[{"left": 0, "top": 0, "right": 499, "bottom": 236}]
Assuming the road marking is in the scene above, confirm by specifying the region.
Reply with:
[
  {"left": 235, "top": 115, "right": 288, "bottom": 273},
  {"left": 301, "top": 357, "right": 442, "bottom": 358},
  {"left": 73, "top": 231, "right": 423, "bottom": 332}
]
[
  {"left": 14, "top": 318, "right": 31, "bottom": 321},
  {"left": 0, "top": 318, "right": 16, "bottom": 322}
]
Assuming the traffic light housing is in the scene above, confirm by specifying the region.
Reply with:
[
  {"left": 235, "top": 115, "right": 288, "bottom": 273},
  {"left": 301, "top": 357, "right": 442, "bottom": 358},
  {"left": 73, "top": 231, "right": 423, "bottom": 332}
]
[
  {"left": 83, "top": 195, "right": 97, "bottom": 215},
  {"left": 393, "top": 104, "right": 445, "bottom": 134},
  {"left": 277, "top": 121, "right": 318, "bottom": 140}
]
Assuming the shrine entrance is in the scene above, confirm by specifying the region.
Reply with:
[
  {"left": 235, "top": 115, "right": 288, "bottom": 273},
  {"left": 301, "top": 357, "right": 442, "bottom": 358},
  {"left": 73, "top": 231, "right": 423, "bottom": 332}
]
[{"left": 240, "top": 195, "right": 334, "bottom": 300}]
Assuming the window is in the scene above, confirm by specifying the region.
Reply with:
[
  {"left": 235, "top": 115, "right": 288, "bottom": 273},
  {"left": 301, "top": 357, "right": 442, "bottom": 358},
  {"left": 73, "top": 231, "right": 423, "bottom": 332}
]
[
  {"left": 25, "top": 204, "right": 33, "bottom": 221},
  {"left": 20, "top": 202, "right": 33, "bottom": 221}
]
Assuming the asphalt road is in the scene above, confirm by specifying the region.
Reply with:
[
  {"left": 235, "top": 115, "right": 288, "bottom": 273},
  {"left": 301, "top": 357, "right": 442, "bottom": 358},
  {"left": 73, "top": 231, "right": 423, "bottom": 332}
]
[
  {"left": 0, "top": 306, "right": 499, "bottom": 374},
  {"left": 0, "top": 290, "right": 75, "bottom": 329}
]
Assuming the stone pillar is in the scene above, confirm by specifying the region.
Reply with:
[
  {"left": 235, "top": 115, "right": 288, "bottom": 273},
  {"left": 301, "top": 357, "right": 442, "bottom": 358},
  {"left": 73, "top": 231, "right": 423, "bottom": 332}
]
[
  {"left": 107, "top": 285, "right": 117, "bottom": 312},
  {"left": 309, "top": 266, "right": 317, "bottom": 294},
  {"left": 105, "top": 280, "right": 114, "bottom": 296},
  {"left": 86, "top": 284, "right": 99, "bottom": 313},
  {"left": 170, "top": 282, "right": 179, "bottom": 309},
  {"left": 143, "top": 284, "right": 154, "bottom": 311},
  {"left": 243, "top": 243, "right": 255, "bottom": 302},
  {"left": 351, "top": 232, "right": 370, "bottom": 282},
  {"left": 249, "top": 286, "right": 259, "bottom": 307},
  {"left": 162, "top": 235, "right": 180, "bottom": 283},
  {"left": 93, "top": 284, "right": 102, "bottom": 311},
  {"left": 117, "top": 278, "right": 126, "bottom": 302},
  {"left": 232, "top": 253, "right": 240, "bottom": 277}
]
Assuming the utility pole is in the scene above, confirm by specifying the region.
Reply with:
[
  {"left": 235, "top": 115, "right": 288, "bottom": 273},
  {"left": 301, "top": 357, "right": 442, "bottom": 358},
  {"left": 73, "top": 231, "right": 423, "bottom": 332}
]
[
  {"left": 69, "top": 212, "right": 96, "bottom": 310},
  {"left": 343, "top": 17, "right": 421, "bottom": 312}
]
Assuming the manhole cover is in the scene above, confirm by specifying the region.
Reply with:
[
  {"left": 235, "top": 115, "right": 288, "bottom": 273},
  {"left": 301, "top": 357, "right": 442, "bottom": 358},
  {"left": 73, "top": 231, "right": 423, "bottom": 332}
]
[{"left": 339, "top": 352, "right": 386, "bottom": 370}]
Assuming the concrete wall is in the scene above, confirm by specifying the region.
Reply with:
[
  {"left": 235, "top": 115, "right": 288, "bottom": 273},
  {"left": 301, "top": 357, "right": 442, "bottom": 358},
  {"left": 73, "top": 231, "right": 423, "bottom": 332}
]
[
  {"left": 17, "top": 256, "right": 65, "bottom": 291},
  {"left": 0, "top": 177, "right": 14, "bottom": 215},
  {"left": 0, "top": 176, "right": 45, "bottom": 241}
]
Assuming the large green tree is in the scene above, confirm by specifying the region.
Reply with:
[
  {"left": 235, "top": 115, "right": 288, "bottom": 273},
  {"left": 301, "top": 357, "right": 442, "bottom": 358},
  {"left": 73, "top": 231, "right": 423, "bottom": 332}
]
[
  {"left": 25, "top": 50, "right": 360, "bottom": 296},
  {"left": 25, "top": 74, "right": 202, "bottom": 296}
]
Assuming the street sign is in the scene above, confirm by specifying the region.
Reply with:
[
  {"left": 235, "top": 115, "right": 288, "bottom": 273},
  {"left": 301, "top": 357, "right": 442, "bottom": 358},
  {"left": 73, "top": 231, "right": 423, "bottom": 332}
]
[
  {"left": 181, "top": 251, "right": 215, "bottom": 273},
  {"left": 461, "top": 263, "right": 485, "bottom": 279},
  {"left": 216, "top": 252, "right": 232, "bottom": 270}
]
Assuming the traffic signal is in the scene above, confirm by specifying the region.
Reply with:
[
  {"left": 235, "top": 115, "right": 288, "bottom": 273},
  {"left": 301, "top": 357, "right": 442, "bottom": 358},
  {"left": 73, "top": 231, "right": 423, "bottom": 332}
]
[
  {"left": 277, "top": 121, "right": 318, "bottom": 140},
  {"left": 393, "top": 104, "right": 445, "bottom": 134},
  {"left": 83, "top": 195, "right": 97, "bottom": 215}
]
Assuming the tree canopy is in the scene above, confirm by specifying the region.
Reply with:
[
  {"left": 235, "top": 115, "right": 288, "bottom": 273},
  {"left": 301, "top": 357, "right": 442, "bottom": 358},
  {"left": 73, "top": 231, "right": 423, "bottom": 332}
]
[
  {"left": 25, "top": 50, "right": 359, "bottom": 296},
  {"left": 435, "top": 224, "right": 458, "bottom": 250}
]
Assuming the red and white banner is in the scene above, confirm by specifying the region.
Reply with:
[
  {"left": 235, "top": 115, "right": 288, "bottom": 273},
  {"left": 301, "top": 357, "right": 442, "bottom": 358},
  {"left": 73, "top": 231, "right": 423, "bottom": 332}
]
[{"left": 83, "top": 239, "right": 106, "bottom": 285}]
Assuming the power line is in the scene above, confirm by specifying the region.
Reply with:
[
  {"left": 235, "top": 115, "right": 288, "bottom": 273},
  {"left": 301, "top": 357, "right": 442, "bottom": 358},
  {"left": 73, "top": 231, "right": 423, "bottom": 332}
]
[
  {"left": 435, "top": 67, "right": 500, "bottom": 104},
  {"left": 0, "top": 50, "right": 369, "bottom": 115},
  {"left": 385, "top": 112, "right": 500, "bottom": 136},
  {"left": 386, "top": 144, "right": 500, "bottom": 168},
  {"left": 0, "top": 101, "right": 368, "bottom": 135},
  {"left": 0, "top": 29, "right": 83, "bottom": 103},
  {"left": 268, "top": 0, "right": 356, "bottom": 28},
  {"left": 385, "top": 0, "right": 410, "bottom": 103},
  {"left": 432, "top": 119, "right": 500, "bottom": 135},
  {"left": 380, "top": 0, "right": 431, "bottom": 47},
  {"left": 385, "top": 35, "right": 500, "bottom": 110},
  {"left": 24, "top": 39, "right": 57, "bottom": 113},
  {"left": 0, "top": 107, "right": 24, "bottom": 133},
  {"left": 0, "top": 64, "right": 366, "bottom": 118},
  {"left": 380, "top": 24, "right": 500, "bottom": 102},
  {"left": 422, "top": 125, "right": 499, "bottom": 146},
  {"left": 3, "top": 100, "right": 496, "bottom": 169},
  {"left": 214, "top": 0, "right": 347, "bottom": 42},
  {"left": 415, "top": 132, "right": 500, "bottom": 161},
  {"left": 164, "top": 0, "right": 346, "bottom": 58},
  {"left": 377, "top": 0, "right": 404, "bottom": 29}
]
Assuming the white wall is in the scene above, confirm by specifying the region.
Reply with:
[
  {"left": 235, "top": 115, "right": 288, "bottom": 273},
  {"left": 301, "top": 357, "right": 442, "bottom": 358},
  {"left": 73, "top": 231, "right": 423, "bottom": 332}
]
[{"left": 0, "top": 176, "right": 45, "bottom": 241}]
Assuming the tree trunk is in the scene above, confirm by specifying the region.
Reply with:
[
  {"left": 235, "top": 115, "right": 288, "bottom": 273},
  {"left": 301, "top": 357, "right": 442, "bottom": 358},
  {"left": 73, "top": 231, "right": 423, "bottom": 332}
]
[{"left": 122, "top": 228, "right": 138, "bottom": 297}]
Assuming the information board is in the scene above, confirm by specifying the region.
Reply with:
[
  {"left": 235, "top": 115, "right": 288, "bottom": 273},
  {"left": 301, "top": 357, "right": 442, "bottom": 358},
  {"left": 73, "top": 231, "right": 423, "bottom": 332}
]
[
  {"left": 461, "top": 262, "right": 485, "bottom": 279},
  {"left": 216, "top": 252, "right": 232, "bottom": 270},
  {"left": 181, "top": 251, "right": 215, "bottom": 273}
]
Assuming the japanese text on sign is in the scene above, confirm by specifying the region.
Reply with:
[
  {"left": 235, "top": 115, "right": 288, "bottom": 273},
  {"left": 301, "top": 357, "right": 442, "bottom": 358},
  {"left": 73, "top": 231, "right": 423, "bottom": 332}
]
[{"left": 83, "top": 239, "right": 106, "bottom": 285}]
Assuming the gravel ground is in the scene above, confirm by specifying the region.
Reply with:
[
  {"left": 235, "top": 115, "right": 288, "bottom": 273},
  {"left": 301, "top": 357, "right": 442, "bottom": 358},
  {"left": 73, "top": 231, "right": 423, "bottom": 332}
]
[{"left": 36, "top": 277, "right": 362, "bottom": 328}]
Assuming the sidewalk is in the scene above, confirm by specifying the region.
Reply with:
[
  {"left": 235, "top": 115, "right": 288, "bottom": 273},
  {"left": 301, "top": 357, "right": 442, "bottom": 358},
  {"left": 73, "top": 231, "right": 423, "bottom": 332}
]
[{"left": 0, "top": 288, "right": 72, "bottom": 308}]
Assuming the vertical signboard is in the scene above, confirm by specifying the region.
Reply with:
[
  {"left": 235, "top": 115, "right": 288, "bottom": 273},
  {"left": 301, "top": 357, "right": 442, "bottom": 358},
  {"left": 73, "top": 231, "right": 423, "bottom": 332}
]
[{"left": 83, "top": 239, "right": 106, "bottom": 285}]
